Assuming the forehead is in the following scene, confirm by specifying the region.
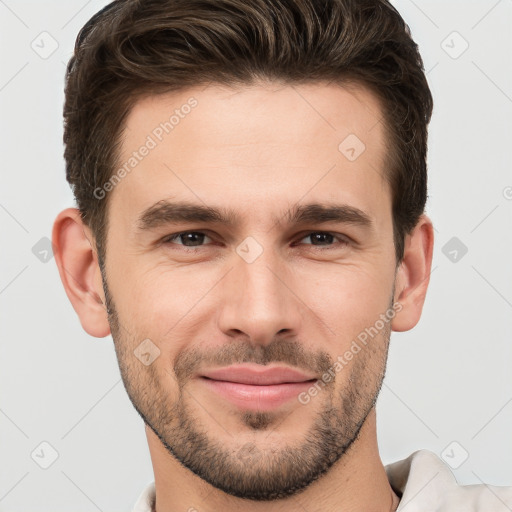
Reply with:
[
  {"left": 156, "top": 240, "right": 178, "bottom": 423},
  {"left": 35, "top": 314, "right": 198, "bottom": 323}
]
[
  {"left": 110, "top": 81, "right": 390, "bottom": 229},
  {"left": 123, "top": 80, "right": 385, "bottom": 156}
]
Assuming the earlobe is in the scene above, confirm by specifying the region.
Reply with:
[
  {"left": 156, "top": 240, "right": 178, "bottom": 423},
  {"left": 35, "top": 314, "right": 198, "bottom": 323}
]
[
  {"left": 52, "top": 208, "right": 111, "bottom": 338},
  {"left": 391, "top": 215, "right": 434, "bottom": 332}
]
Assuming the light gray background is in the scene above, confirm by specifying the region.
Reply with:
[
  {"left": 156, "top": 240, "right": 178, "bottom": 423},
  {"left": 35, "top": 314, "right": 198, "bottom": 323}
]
[{"left": 1, "top": 1, "right": 511, "bottom": 510}]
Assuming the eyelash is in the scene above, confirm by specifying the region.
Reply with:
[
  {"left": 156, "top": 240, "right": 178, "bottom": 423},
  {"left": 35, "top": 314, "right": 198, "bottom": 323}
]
[{"left": 160, "top": 231, "right": 351, "bottom": 250}]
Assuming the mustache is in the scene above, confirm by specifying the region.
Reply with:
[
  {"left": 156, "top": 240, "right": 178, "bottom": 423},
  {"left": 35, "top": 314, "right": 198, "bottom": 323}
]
[{"left": 173, "top": 338, "right": 334, "bottom": 384}]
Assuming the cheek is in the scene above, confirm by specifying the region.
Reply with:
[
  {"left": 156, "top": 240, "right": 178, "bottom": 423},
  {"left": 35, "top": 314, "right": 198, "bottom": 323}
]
[
  {"left": 295, "top": 264, "right": 395, "bottom": 340},
  {"left": 108, "top": 260, "right": 218, "bottom": 347},
  {"left": 108, "top": 244, "right": 396, "bottom": 352}
]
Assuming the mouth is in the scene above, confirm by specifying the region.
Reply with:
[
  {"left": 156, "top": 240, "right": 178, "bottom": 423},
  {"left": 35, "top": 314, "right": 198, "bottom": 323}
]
[{"left": 198, "top": 364, "right": 317, "bottom": 411}]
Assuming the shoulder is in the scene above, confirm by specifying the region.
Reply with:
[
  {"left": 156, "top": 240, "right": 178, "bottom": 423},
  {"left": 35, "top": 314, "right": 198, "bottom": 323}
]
[{"left": 386, "top": 449, "right": 512, "bottom": 511}]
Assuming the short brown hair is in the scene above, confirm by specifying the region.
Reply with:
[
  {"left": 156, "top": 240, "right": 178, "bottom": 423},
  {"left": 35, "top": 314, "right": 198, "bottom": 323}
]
[{"left": 63, "top": 0, "right": 433, "bottom": 264}]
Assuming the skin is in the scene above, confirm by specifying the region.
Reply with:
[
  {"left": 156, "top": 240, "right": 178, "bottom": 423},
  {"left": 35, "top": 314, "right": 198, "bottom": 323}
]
[{"left": 53, "top": 81, "right": 433, "bottom": 512}]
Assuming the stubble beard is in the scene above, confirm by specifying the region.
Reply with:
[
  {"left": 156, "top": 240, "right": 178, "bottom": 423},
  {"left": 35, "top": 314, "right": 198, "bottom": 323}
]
[{"left": 101, "top": 272, "right": 391, "bottom": 501}]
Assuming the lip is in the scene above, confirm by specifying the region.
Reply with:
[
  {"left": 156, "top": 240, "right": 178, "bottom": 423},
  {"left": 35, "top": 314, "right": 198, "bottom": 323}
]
[
  {"left": 200, "top": 364, "right": 317, "bottom": 385},
  {"left": 198, "top": 364, "right": 317, "bottom": 411}
]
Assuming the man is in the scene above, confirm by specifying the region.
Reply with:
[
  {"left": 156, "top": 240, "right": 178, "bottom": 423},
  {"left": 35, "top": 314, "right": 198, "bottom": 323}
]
[{"left": 52, "top": 0, "right": 512, "bottom": 510}]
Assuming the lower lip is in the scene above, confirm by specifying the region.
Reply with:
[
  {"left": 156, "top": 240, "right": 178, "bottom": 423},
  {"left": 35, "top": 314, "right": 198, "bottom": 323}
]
[{"left": 199, "top": 378, "right": 315, "bottom": 411}]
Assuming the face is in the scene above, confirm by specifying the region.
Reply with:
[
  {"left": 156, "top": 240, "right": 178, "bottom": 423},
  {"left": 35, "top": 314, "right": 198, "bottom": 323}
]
[{"left": 101, "top": 81, "right": 398, "bottom": 500}]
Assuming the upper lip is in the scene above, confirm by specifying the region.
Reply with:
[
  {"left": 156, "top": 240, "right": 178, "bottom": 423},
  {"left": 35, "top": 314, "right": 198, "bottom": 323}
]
[{"left": 200, "top": 364, "right": 317, "bottom": 385}]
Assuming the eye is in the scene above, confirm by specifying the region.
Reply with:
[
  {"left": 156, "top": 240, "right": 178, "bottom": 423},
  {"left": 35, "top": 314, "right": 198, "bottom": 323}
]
[
  {"left": 162, "top": 231, "right": 213, "bottom": 247},
  {"left": 296, "top": 231, "right": 349, "bottom": 248},
  {"left": 160, "top": 230, "right": 350, "bottom": 251}
]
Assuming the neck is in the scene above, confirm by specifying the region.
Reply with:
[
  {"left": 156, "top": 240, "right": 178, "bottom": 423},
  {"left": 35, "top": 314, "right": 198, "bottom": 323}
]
[{"left": 146, "top": 408, "right": 398, "bottom": 512}]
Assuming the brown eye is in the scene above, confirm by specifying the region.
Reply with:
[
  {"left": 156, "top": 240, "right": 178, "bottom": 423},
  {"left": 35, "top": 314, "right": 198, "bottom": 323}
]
[
  {"left": 298, "top": 232, "right": 349, "bottom": 247},
  {"left": 163, "top": 231, "right": 212, "bottom": 247}
]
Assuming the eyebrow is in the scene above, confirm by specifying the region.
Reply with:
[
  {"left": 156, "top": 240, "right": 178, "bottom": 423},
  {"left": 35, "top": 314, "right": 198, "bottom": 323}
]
[{"left": 137, "top": 199, "right": 373, "bottom": 231}]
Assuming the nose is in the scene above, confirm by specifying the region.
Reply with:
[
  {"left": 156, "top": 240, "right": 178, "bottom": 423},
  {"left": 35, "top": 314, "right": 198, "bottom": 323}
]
[{"left": 217, "top": 243, "right": 302, "bottom": 346}]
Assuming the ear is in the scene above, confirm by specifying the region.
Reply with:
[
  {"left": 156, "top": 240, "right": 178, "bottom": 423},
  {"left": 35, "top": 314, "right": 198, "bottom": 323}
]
[
  {"left": 52, "top": 208, "right": 111, "bottom": 338},
  {"left": 391, "top": 214, "right": 434, "bottom": 332}
]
